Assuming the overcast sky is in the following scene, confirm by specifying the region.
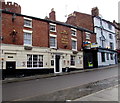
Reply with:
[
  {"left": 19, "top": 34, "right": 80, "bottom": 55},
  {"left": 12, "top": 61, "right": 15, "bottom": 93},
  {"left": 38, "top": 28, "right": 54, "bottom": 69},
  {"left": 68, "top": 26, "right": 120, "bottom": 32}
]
[{"left": 5, "top": 0, "right": 119, "bottom": 22}]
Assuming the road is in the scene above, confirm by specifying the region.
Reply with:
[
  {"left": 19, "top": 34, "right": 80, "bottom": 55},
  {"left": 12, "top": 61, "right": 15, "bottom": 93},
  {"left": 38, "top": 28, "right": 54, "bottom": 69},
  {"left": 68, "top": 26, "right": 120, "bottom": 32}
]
[{"left": 3, "top": 66, "right": 118, "bottom": 101}]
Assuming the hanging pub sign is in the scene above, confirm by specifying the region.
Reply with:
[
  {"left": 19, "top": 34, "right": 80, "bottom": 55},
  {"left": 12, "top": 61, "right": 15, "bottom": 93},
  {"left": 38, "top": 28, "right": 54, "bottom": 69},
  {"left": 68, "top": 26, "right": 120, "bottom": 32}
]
[
  {"left": 83, "top": 42, "right": 91, "bottom": 49},
  {"left": 91, "top": 43, "right": 98, "bottom": 48}
]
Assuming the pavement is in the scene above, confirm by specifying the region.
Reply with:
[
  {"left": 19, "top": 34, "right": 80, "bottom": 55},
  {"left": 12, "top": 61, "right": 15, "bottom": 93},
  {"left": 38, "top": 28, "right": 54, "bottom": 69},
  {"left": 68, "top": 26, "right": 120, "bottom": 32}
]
[
  {"left": 74, "top": 85, "right": 119, "bottom": 101},
  {"left": 2, "top": 64, "right": 118, "bottom": 84}
]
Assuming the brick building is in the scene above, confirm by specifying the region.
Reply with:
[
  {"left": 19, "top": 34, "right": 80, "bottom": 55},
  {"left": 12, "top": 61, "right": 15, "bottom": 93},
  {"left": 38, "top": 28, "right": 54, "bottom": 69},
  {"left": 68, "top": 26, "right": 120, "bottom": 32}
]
[
  {"left": 113, "top": 20, "right": 120, "bottom": 62},
  {"left": 1, "top": 1, "right": 96, "bottom": 76},
  {"left": 66, "top": 7, "right": 118, "bottom": 67},
  {"left": 66, "top": 11, "right": 98, "bottom": 69}
]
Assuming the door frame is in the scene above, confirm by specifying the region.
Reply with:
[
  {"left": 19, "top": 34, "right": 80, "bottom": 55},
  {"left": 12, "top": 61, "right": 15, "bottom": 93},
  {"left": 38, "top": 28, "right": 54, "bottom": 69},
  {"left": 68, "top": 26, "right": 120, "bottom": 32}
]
[
  {"left": 6, "top": 61, "right": 16, "bottom": 70},
  {"left": 54, "top": 55, "right": 62, "bottom": 73}
]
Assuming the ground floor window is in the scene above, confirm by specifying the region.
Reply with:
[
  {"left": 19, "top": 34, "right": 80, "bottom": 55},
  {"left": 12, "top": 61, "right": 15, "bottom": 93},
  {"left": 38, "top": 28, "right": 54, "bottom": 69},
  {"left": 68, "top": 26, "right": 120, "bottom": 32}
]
[
  {"left": 107, "top": 53, "right": 109, "bottom": 60},
  {"left": 27, "top": 54, "right": 43, "bottom": 68},
  {"left": 71, "top": 55, "right": 75, "bottom": 66},
  {"left": 110, "top": 53, "right": 114, "bottom": 60},
  {"left": 101, "top": 52, "right": 105, "bottom": 62}
]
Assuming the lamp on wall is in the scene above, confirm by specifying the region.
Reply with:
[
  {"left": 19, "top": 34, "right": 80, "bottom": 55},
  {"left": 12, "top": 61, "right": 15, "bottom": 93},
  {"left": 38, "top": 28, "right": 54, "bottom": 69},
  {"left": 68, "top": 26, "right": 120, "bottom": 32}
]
[
  {"left": 10, "top": 29, "right": 17, "bottom": 42},
  {"left": 12, "top": 13, "right": 16, "bottom": 22}
]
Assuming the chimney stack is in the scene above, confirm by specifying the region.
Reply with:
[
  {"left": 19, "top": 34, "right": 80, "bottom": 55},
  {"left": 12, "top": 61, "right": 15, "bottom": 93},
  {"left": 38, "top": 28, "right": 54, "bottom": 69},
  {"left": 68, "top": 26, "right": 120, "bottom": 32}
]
[
  {"left": 91, "top": 7, "right": 99, "bottom": 16},
  {"left": 49, "top": 8, "right": 56, "bottom": 21}
]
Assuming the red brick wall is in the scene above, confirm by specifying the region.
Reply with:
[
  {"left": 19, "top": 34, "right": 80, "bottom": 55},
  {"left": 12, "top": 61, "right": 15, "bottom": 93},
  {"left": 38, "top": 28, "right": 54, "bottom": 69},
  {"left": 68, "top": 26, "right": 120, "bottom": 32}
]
[
  {"left": 2, "top": 12, "right": 96, "bottom": 51},
  {"left": 2, "top": 2, "right": 21, "bottom": 14},
  {"left": 2, "top": 13, "right": 49, "bottom": 47},
  {"left": 66, "top": 12, "right": 94, "bottom": 31},
  {"left": 56, "top": 25, "right": 71, "bottom": 50},
  {"left": 2, "top": 13, "right": 24, "bottom": 45},
  {"left": 32, "top": 20, "right": 49, "bottom": 47}
]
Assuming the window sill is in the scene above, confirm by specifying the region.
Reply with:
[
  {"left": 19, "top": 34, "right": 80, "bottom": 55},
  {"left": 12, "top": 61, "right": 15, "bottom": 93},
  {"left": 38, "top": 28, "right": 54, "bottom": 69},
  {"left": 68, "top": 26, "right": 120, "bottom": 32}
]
[
  {"left": 24, "top": 45, "right": 32, "bottom": 50},
  {"left": 24, "top": 25, "right": 32, "bottom": 28}
]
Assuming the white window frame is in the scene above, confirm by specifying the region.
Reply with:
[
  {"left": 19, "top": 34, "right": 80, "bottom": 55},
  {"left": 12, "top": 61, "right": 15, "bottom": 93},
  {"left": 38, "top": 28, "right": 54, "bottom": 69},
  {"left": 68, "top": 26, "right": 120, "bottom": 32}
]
[
  {"left": 86, "top": 32, "right": 91, "bottom": 40},
  {"left": 71, "top": 28, "right": 77, "bottom": 36},
  {"left": 50, "top": 34, "right": 57, "bottom": 48},
  {"left": 71, "top": 38, "right": 77, "bottom": 51},
  {"left": 23, "top": 29, "right": 32, "bottom": 46},
  {"left": 24, "top": 17, "right": 32, "bottom": 28},
  {"left": 49, "top": 23, "right": 56, "bottom": 32},
  {"left": 27, "top": 54, "right": 43, "bottom": 68}
]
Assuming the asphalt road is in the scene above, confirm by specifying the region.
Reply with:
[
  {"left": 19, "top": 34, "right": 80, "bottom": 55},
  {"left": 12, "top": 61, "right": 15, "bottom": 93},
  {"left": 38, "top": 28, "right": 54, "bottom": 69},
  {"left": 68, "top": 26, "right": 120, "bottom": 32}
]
[{"left": 3, "top": 66, "right": 118, "bottom": 101}]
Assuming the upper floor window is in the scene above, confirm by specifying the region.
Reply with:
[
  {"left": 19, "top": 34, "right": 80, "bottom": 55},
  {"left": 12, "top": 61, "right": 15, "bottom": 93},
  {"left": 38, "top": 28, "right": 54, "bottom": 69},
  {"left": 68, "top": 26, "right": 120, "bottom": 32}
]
[
  {"left": 71, "top": 28, "right": 77, "bottom": 36},
  {"left": 24, "top": 17, "right": 32, "bottom": 28},
  {"left": 23, "top": 30, "right": 32, "bottom": 46},
  {"left": 86, "top": 32, "right": 91, "bottom": 40},
  {"left": 108, "top": 23, "right": 112, "bottom": 30},
  {"left": 50, "top": 23, "right": 56, "bottom": 32},
  {"left": 110, "top": 42, "right": 114, "bottom": 50},
  {"left": 50, "top": 34, "right": 57, "bottom": 48},
  {"left": 72, "top": 39, "right": 77, "bottom": 51},
  {"left": 109, "top": 34, "right": 113, "bottom": 39}
]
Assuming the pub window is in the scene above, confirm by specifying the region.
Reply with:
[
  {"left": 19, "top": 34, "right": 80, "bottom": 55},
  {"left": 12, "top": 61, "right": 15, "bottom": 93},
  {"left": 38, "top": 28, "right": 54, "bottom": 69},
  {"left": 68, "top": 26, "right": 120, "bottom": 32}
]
[
  {"left": 107, "top": 53, "right": 109, "bottom": 60},
  {"left": 101, "top": 52, "right": 105, "bottom": 62},
  {"left": 27, "top": 55, "right": 43, "bottom": 68},
  {"left": 51, "top": 60, "right": 54, "bottom": 66},
  {"left": 110, "top": 53, "right": 114, "bottom": 60},
  {"left": 71, "top": 55, "right": 75, "bottom": 66}
]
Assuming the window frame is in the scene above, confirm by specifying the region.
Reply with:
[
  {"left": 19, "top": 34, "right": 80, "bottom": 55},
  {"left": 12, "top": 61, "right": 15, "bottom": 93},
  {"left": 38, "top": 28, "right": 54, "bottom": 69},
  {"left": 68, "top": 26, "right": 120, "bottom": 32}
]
[
  {"left": 49, "top": 23, "right": 56, "bottom": 32},
  {"left": 109, "top": 34, "right": 113, "bottom": 39},
  {"left": 23, "top": 30, "right": 32, "bottom": 46},
  {"left": 24, "top": 17, "right": 32, "bottom": 28},
  {"left": 101, "top": 52, "right": 105, "bottom": 62},
  {"left": 27, "top": 54, "right": 43, "bottom": 68},
  {"left": 71, "top": 38, "right": 77, "bottom": 51},
  {"left": 86, "top": 32, "right": 91, "bottom": 40},
  {"left": 110, "top": 42, "right": 114, "bottom": 50},
  {"left": 110, "top": 53, "right": 114, "bottom": 60},
  {"left": 71, "top": 28, "right": 77, "bottom": 36},
  {"left": 50, "top": 34, "right": 57, "bottom": 48}
]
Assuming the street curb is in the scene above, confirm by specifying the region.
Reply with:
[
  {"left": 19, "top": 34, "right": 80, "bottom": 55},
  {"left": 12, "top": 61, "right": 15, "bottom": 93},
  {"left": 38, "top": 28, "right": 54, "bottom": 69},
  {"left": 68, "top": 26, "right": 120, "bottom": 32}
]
[{"left": 2, "top": 64, "right": 118, "bottom": 84}]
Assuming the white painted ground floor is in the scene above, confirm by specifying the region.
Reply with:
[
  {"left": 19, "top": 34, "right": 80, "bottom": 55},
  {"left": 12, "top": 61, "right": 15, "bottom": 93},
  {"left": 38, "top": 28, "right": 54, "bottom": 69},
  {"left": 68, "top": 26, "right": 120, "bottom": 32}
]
[{"left": 1, "top": 44, "right": 83, "bottom": 73}]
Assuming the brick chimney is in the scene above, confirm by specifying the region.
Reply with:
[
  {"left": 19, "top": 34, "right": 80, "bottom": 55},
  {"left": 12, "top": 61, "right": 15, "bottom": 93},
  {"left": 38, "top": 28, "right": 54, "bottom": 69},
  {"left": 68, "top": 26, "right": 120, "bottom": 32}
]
[
  {"left": 91, "top": 7, "right": 99, "bottom": 16},
  {"left": 49, "top": 8, "right": 56, "bottom": 21}
]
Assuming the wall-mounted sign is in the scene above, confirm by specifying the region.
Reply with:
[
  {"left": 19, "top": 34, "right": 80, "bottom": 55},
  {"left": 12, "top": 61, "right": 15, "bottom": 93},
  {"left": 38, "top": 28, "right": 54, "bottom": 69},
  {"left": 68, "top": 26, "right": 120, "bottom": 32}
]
[
  {"left": 91, "top": 43, "right": 98, "bottom": 48},
  {"left": 8, "top": 56, "right": 13, "bottom": 58},
  {"left": 60, "top": 30, "right": 68, "bottom": 35},
  {"left": 61, "top": 35, "right": 69, "bottom": 44}
]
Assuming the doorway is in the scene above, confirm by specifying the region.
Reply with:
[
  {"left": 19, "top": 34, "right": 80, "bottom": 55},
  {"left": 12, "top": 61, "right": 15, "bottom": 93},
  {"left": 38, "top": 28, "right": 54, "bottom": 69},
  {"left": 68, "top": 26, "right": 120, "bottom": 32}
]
[
  {"left": 6, "top": 61, "right": 16, "bottom": 70},
  {"left": 54, "top": 55, "right": 62, "bottom": 73}
]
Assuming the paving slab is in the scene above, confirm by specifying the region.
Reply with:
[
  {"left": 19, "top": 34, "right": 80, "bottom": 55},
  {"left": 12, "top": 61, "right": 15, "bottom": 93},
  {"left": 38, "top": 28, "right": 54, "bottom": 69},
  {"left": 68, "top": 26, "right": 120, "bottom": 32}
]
[{"left": 74, "top": 85, "right": 119, "bottom": 101}]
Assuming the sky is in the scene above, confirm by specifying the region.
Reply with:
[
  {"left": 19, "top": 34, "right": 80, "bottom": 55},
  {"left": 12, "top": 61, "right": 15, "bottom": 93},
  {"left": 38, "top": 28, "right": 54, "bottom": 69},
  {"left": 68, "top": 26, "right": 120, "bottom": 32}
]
[{"left": 5, "top": 0, "right": 120, "bottom": 22}]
